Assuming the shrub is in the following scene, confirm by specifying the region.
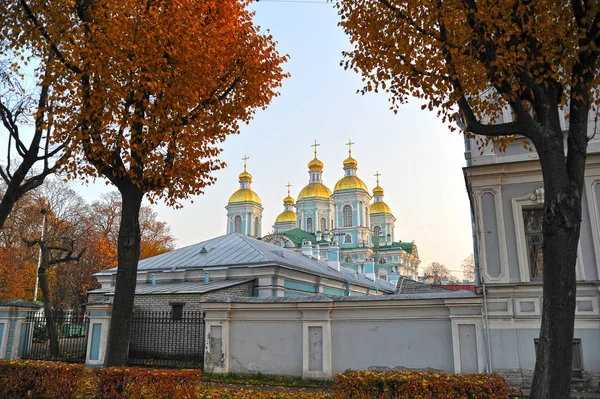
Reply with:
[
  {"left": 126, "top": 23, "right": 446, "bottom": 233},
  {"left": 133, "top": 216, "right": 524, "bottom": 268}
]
[
  {"left": 92, "top": 367, "right": 201, "bottom": 399},
  {"left": 0, "top": 360, "right": 87, "bottom": 399},
  {"left": 334, "top": 370, "right": 509, "bottom": 399}
]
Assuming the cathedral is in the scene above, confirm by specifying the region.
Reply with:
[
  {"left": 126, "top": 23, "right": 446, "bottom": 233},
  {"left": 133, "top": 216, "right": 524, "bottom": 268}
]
[{"left": 225, "top": 141, "right": 420, "bottom": 285}]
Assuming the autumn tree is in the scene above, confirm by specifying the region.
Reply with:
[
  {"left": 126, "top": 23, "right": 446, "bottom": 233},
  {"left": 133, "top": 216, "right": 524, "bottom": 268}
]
[
  {"left": 461, "top": 254, "right": 475, "bottom": 282},
  {"left": 4, "top": 0, "right": 287, "bottom": 366},
  {"left": 423, "top": 261, "right": 456, "bottom": 285},
  {"left": 337, "top": 0, "right": 599, "bottom": 396}
]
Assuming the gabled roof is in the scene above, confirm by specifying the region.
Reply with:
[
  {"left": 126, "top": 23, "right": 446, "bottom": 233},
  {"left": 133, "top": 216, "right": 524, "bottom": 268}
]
[
  {"left": 96, "top": 233, "right": 394, "bottom": 293},
  {"left": 282, "top": 228, "right": 316, "bottom": 246}
]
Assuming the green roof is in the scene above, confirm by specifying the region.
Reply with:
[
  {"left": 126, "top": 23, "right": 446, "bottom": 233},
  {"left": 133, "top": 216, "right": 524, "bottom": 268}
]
[
  {"left": 283, "top": 229, "right": 317, "bottom": 247},
  {"left": 371, "top": 238, "right": 414, "bottom": 253},
  {"left": 397, "top": 242, "right": 413, "bottom": 253},
  {"left": 282, "top": 229, "right": 332, "bottom": 247}
]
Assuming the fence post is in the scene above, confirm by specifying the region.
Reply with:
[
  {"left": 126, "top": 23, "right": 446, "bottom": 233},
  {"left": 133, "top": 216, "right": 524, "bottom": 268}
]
[
  {"left": 0, "top": 299, "right": 43, "bottom": 360},
  {"left": 202, "top": 301, "right": 231, "bottom": 374},
  {"left": 85, "top": 303, "right": 112, "bottom": 368}
]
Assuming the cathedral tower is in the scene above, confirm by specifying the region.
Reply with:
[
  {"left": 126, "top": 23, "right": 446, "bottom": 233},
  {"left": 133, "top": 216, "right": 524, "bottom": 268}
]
[
  {"left": 295, "top": 140, "right": 334, "bottom": 234},
  {"left": 369, "top": 172, "right": 396, "bottom": 246},
  {"left": 331, "top": 140, "right": 372, "bottom": 248},
  {"left": 226, "top": 156, "right": 263, "bottom": 237},
  {"left": 273, "top": 183, "right": 297, "bottom": 234}
]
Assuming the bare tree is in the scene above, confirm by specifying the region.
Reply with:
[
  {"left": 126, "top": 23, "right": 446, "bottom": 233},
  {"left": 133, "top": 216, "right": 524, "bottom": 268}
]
[
  {"left": 461, "top": 254, "right": 475, "bottom": 282},
  {"left": 423, "top": 261, "right": 456, "bottom": 285}
]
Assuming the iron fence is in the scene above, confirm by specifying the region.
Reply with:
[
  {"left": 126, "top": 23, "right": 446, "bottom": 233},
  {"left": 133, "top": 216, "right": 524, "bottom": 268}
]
[
  {"left": 22, "top": 311, "right": 90, "bottom": 363},
  {"left": 127, "top": 310, "right": 205, "bottom": 369}
]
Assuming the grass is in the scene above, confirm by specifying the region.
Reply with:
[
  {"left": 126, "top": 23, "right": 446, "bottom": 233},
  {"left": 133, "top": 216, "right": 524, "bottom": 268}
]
[{"left": 201, "top": 372, "right": 333, "bottom": 389}]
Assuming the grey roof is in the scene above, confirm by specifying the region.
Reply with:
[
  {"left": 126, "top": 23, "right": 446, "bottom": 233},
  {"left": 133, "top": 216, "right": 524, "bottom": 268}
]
[
  {"left": 95, "top": 234, "right": 395, "bottom": 293},
  {"left": 0, "top": 299, "right": 43, "bottom": 308},
  {"left": 204, "top": 290, "right": 479, "bottom": 304},
  {"left": 88, "top": 279, "right": 254, "bottom": 296},
  {"left": 395, "top": 277, "right": 453, "bottom": 294}
]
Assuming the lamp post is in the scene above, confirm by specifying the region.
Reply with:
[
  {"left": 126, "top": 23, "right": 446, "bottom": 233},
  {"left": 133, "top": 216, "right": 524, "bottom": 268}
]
[{"left": 33, "top": 208, "right": 47, "bottom": 302}]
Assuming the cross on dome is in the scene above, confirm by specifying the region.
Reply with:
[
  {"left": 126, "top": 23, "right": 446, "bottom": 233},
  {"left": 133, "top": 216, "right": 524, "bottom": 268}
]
[
  {"left": 374, "top": 171, "right": 381, "bottom": 186},
  {"left": 286, "top": 182, "right": 292, "bottom": 196},
  {"left": 241, "top": 154, "right": 249, "bottom": 171},
  {"left": 311, "top": 140, "right": 320, "bottom": 158},
  {"left": 345, "top": 139, "right": 355, "bottom": 156}
]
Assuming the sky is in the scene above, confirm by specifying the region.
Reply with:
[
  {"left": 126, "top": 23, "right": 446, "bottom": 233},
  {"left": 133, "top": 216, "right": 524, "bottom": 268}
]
[{"left": 12, "top": 0, "right": 475, "bottom": 276}]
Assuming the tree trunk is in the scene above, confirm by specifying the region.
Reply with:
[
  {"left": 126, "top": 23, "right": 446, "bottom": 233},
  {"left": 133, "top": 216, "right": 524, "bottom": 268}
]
[
  {"left": 0, "top": 160, "right": 38, "bottom": 230},
  {"left": 530, "top": 141, "right": 582, "bottom": 399},
  {"left": 104, "top": 183, "right": 144, "bottom": 367},
  {"left": 38, "top": 265, "right": 60, "bottom": 358}
]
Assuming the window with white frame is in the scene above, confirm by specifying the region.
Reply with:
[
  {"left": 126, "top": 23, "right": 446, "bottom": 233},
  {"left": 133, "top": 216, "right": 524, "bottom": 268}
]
[
  {"left": 344, "top": 234, "right": 352, "bottom": 243},
  {"left": 234, "top": 215, "right": 242, "bottom": 234},
  {"left": 320, "top": 217, "right": 326, "bottom": 233},
  {"left": 343, "top": 205, "right": 352, "bottom": 227},
  {"left": 378, "top": 268, "right": 388, "bottom": 280},
  {"left": 306, "top": 217, "right": 313, "bottom": 233},
  {"left": 373, "top": 226, "right": 381, "bottom": 238},
  {"left": 523, "top": 208, "right": 544, "bottom": 279}
]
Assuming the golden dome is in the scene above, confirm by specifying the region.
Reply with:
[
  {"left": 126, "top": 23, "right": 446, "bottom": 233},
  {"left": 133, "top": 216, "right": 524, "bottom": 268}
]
[
  {"left": 334, "top": 176, "right": 368, "bottom": 192},
  {"left": 228, "top": 188, "right": 261, "bottom": 205},
  {"left": 283, "top": 195, "right": 295, "bottom": 205},
  {"left": 297, "top": 183, "right": 332, "bottom": 200},
  {"left": 373, "top": 185, "right": 384, "bottom": 196},
  {"left": 308, "top": 157, "right": 324, "bottom": 171},
  {"left": 275, "top": 210, "right": 296, "bottom": 223},
  {"left": 343, "top": 156, "right": 358, "bottom": 168},
  {"left": 370, "top": 201, "right": 393, "bottom": 215},
  {"left": 239, "top": 170, "right": 252, "bottom": 181}
]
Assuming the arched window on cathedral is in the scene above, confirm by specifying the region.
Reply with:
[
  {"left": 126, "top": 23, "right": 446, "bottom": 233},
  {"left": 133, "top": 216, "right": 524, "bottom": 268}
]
[
  {"left": 234, "top": 215, "right": 242, "bottom": 234},
  {"left": 344, "top": 234, "right": 352, "bottom": 244},
  {"left": 373, "top": 226, "right": 381, "bottom": 238},
  {"left": 320, "top": 217, "right": 326, "bottom": 233},
  {"left": 254, "top": 217, "right": 259, "bottom": 237},
  {"left": 306, "top": 217, "right": 313, "bottom": 233},
  {"left": 343, "top": 205, "right": 352, "bottom": 227}
]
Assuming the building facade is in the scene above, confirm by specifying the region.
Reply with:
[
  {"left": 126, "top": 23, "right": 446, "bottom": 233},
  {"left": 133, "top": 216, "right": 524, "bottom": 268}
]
[{"left": 463, "top": 109, "right": 600, "bottom": 388}]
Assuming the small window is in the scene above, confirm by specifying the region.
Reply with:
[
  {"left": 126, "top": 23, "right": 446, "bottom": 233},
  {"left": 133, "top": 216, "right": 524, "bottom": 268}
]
[
  {"left": 373, "top": 226, "right": 381, "bottom": 238},
  {"left": 171, "top": 303, "right": 184, "bottom": 320},
  {"left": 344, "top": 234, "right": 352, "bottom": 244},
  {"left": 254, "top": 216, "right": 259, "bottom": 237},
  {"left": 306, "top": 217, "right": 313, "bottom": 233},
  {"left": 320, "top": 217, "right": 326, "bottom": 233},
  {"left": 523, "top": 208, "right": 544, "bottom": 278},
  {"left": 234, "top": 215, "right": 242, "bottom": 234},
  {"left": 535, "top": 339, "right": 582, "bottom": 379},
  {"left": 343, "top": 205, "right": 352, "bottom": 227}
]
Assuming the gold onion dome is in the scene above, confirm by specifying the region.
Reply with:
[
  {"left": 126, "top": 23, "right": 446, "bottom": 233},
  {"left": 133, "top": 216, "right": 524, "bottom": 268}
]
[
  {"left": 334, "top": 176, "right": 368, "bottom": 192},
  {"left": 297, "top": 183, "right": 332, "bottom": 200},
  {"left": 308, "top": 157, "right": 324, "bottom": 171},
  {"left": 370, "top": 201, "right": 393, "bottom": 215},
  {"left": 238, "top": 170, "right": 252, "bottom": 181},
  {"left": 343, "top": 156, "right": 358, "bottom": 168},
  {"left": 276, "top": 210, "right": 296, "bottom": 223},
  {"left": 228, "top": 189, "right": 261, "bottom": 205},
  {"left": 283, "top": 195, "right": 295, "bottom": 205},
  {"left": 373, "top": 185, "right": 384, "bottom": 196}
]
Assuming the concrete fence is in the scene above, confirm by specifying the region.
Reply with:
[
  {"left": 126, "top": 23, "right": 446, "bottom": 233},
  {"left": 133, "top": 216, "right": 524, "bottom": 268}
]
[{"left": 201, "top": 293, "right": 486, "bottom": 379}]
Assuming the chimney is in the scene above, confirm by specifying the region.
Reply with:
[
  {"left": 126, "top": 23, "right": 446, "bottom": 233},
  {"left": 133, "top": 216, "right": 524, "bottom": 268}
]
[
  {"left": 323, "top": 231, "right": 330, "bottom": 242},
  {"left": 364, "top": 258, "right": 376, "bottom": 281},
  {"left": 301, "top": 241, "right": 312, "bottom": 258},
  {"left": 315, "top": 231, "right": 322, "bottom": 241},
  {"left": 327, "top": 245, "right": 341, "bottom": 271},
  {"left": 312, "top": 245, "right": 321, "bottom": 261}
]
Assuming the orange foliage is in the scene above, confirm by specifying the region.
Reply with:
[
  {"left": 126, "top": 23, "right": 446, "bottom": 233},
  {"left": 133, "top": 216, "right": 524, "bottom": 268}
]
[{"left": 0, "top": 248, "right": 36, "bottom": 302}]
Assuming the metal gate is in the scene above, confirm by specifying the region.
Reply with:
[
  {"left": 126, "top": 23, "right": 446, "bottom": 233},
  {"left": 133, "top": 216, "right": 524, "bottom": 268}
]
[
  {"left": 127, "top": 310, "right": 205, "bottom": 369},
  {"left": 22, "top": 311, "right": 90, "bottom": 363}
]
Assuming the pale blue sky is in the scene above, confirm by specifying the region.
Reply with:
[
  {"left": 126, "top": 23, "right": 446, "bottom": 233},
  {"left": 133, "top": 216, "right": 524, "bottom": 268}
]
[{"left": 31, "top": 1, "right": 473, "bottom": 274}]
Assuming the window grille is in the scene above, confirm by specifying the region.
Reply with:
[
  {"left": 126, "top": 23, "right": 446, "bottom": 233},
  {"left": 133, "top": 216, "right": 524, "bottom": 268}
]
[
  {"left": 523, "top": 208, "right": 544, "bottom": 278},
  {"left": 234, "top": 215, "right": 242, "bottom": 234},
  {"left": 343, "top": 205, "right": 352, "bottom": 227}
]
